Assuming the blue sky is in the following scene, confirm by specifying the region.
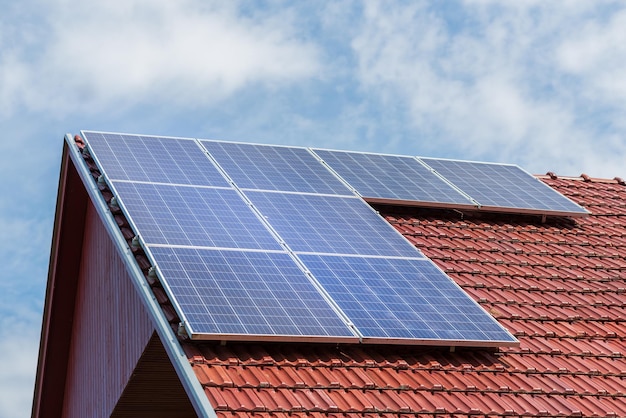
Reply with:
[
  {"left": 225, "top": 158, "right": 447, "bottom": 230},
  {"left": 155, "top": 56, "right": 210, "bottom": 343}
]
[{"left": 2, "top": 1, "right": 626, "bottom": 416}]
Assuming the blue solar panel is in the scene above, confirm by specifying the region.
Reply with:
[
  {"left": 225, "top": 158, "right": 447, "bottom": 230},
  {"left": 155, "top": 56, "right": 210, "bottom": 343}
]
[
  {"left": 245, "top": 191, "right": 421, "bottom": 257},
  {"left": 420, "top": 158, "right": 589, "bottom": 215},
  {"left": 149, "top": 247, "right": 357, "bottom": 339},
  {"left": 201, "top": 141, "right": 352, "bottom": 194},
  {"left": 83, "top": 131, "right": 228, "bottom": 186},
  {"left": 313, "top": 149, "right": 474, "bottom": 205},
  {"left": 81, "top": 131, "right": 520, "bottom": 346},
  {"left": 298, "top": 254, "right": 517, "bottom": 343},
  {"left": 112, "top": 182, "right": 282, "bottom": 250}
]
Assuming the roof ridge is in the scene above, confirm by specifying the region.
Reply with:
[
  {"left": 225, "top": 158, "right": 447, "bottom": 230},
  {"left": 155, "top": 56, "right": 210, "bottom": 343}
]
[{"left": 539, "top": 172, "right": 626, "bottom": 185}]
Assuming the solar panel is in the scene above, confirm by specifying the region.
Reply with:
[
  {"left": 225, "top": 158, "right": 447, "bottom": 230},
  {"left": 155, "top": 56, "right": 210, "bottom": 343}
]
[
  {"left": 201, "top": 140, "right": 352, "bottom": 195},
  {"left": 298, "top": 254, "right": 517, "bottom": 344},
  {"left": 312, "top": 149, "right": 474, "bottom": 206},
  {"left": 245, "top": 191, "right": 421, "bottom": 257},
  {"left": 112, "top": 182, "right": 282, "bottom": 250},
  {"left": 149, "top": 247, "right": 357, "bottom": 340},
  {"left": 83, "top": 131, "right": 228, "bottom": 186},
  {"left": 420, "top": 158, "right": 589, "bottom": 215},
  {"left": 81, "top": 132, "right": 519, "bottom": 346}
]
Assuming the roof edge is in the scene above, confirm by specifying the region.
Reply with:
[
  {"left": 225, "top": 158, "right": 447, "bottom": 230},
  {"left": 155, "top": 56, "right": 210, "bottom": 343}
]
[
  {"left": 64, "top": 134, "right": 217, "bottom": 418},
  {"left": 32, "top": 140, "right": 89, "bottom": 417},
  {"left": 538, "top": 172, "right": 626, "bottom": 185}
]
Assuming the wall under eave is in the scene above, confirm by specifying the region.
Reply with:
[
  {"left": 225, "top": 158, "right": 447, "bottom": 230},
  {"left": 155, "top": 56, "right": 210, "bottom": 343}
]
[{"left": 61, "top": 202, "right": 155, "bottom": 417}]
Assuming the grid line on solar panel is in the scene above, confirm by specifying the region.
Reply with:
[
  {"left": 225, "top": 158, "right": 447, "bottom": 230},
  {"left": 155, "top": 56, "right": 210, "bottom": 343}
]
[
  {"left": 244, "top": 190, "right": 423, "bottom": 257},
  {"left": 82, "top": 131, "right": 228, "bottom": 186},
  {"left": 201, "top": 140, "right": 353, "bottom": 195},
  {"left": 149, "top": 247, "right": 357, "bottom": 339},
  {"left": 297, "top": 254, "right": 517, "bottom": 344},
  {"left": 111, "top": 181, "right": 283, "bottom": 250},
  {"left": 312, "top": 149, "right": 475, "bottom": 205},
  {"left": 419, "top": 158, "right": 588, "bottom": 214}
]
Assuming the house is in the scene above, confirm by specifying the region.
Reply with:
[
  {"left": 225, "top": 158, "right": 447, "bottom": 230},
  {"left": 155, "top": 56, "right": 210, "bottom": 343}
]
[{"left": 32, "top": 132, "right": 626, "bottom": 417}]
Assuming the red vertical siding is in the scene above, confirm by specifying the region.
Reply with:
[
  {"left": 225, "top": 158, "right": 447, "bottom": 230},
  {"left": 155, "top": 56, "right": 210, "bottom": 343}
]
[{"left": 61, "top": 203, "right": 155, "bottom": 417}]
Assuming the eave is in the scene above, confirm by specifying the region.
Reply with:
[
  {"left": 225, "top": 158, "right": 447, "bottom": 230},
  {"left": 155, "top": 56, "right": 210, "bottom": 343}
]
[{"left": 32, "top": 142, "right": 89, "bottom": 417}]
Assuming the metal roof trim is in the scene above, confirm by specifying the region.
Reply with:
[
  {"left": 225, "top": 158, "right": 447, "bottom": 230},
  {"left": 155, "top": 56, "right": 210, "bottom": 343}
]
[{"left": 67, "top": 133, "right": 217, "bottom": 418}]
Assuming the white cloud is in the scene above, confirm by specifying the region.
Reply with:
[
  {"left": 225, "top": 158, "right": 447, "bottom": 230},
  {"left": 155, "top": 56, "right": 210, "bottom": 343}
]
[
  {"left": 0, "top": 0, "right": 321, "bottom": 117},
  {"left": 0, "top": 209, "right": 47, "bottom": 418},
  {"left": 0, "top": 217, "right": 50, "bottom": 287},
  {"left": 0, "top": 120, "right": 56, "bottom": 417},
  {"left": 350, "top": 2, "right": 626, "bottom": 177},
  {"left": 557, "top": 8, "right": 626, "bottom": 107},
  {"left": 0, "top": 321, "right": 41, "bottom": 418}
]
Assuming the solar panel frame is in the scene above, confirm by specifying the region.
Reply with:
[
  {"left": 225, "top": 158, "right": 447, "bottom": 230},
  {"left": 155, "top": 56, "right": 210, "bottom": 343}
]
[
  {"left": 201, "top": 140, "right": 354, "bottom": 195},
  {"left": 82, "top": 131, "right": 229, "bottom": 187},
  {"left": 311, "top": 148, "right": 476, "bottom": 208},
  {"left": 419, "top": 157, "right": 590, "bottom": 216}
]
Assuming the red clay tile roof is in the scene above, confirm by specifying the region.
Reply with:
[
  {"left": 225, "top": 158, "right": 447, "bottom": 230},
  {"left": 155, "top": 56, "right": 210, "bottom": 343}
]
[{"left": 179, "top": 174, "right": 626, "bottom": 417}]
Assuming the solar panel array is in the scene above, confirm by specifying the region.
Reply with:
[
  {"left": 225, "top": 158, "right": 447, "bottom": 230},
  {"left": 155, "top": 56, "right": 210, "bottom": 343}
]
[
  {"left": 81, "top": 131, "right": 538, "bottom": 346},
  {"left": 312, "top": 149, "right": 588, "bottom": 216}
]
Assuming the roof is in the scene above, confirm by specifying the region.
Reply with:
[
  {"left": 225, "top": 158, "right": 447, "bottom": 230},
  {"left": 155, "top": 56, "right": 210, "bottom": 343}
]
[
  {"left": 36, "top": 134, "right": 626, "bottom": 417},
  {"left": 178, "top": 173, "right": 626, "bottom": 417}
]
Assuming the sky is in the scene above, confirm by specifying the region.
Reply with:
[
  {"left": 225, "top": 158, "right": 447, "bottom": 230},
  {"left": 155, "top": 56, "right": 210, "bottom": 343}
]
[{"left": 1, "top": 1, "right": 626, "bottom": 416}]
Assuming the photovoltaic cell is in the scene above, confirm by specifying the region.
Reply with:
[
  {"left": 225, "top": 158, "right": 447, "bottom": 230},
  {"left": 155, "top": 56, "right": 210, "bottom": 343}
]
[
  {"left": 201, "top": 140, "right": 352, "bottom": 194},
  {"left": 83, "top": 131, "right": 228, "bottom": 186},
  {"left": 298, "top": 254, "right": 517, "bottom": 343},
  {"left": 313, "top": 149, "right": 474, "bottom": 205},
  {"left": 420, "top": 158, "right": 589, "bottom": 215},
  {"left": 245, "top": 191, "right": 421, "bottom": 257},
  {"left": 149, "top": 247, "right": 357, "bottom": 339},
  {"left": 112, "top": 182, "right": 282, "bottom": 250}
]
